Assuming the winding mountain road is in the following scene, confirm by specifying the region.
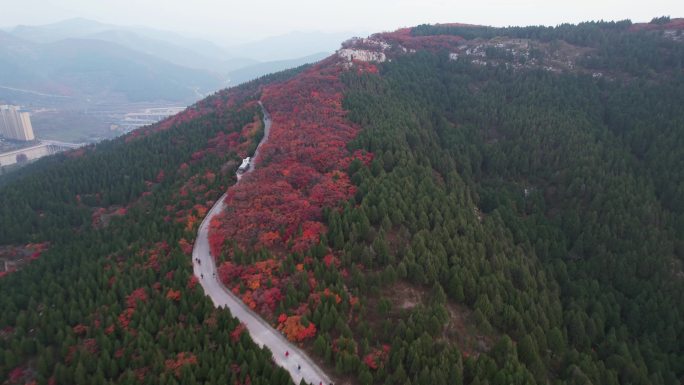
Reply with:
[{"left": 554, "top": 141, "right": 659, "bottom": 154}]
[{"left": 192, "top": 102, "right": 332, "bottom": 385}]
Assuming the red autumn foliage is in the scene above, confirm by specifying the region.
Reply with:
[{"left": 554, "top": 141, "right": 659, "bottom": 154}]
[
  {"left": 144, "top": 253, "right": 160, "bottom": 272},
  {"left": 187, "top": 275, "right": 199, "bottom": 290},
  {"left": 278, "top": 315, "right": 317, "bottom": 342},
  {"left": 322, "top": 288, "right": 342, "bottom": 304},
  {"left": 134, "top": 367, "right": 149, "bottom": 382},
  {"left": 217, "top": 259, "right": 286, "bottom": 314},
  {"left": 207, "top": 131, "right": 241, "bottom": 154},
  {"left": 242, "top": 291, "right": 257, "bottom": 309},
  {"left": 139, "top": 242, "right": 169, "bottom": 272},
  {"left": 363, "top": 345, "right": 390, "bottom": 370},
  {"left": 323, "top": 254, "right": 340, "bottom": 268},
  {"left": 208, "top": 58, "right": 366, "bottom": 257},
  {"left": 260, "top": 287, "right": 282, "bottom": 310},
  {"left": 126, "top": 288, "right": 148, "bottom": 309},
  {"left": 83, "top": 338, "right": 98, "bottom": 354},
  {"left": 363, "top": 353, "right": 379, "bottom": 370},
  {"left": 218, "top": 261, "right": 243, "bottom": 283},
  {"left": 259, "top": 231, "right": 281, "bottom": 247},
  {"left": 91, "top": 206, "right": 127, "bottom": 228},
  {"left": 65, "top": 338, "right": 98, "bottom": 364},
  {"left": 291, "top": 221, "right": 327, "bottom": 253},
  {"left": 308, "top": 287, "right": 343, "bottom": 310},
  {"left": 23, "top": 242, "right": 49, "bottom": 263},
  {"left": 191, "top": 150, "right": 205, "bottom": 161},
  {"left": 308, "top": 276, "right": 318, "bottom": 292},
  {"left": 72, "top": 324, "right": 88, "bottom": 336},
  {"left": 164, "top": 352, "right": 198, "bottom": 378},
  {"left": 8, "top": 366, "right": 26, "bottom": 383},
  {"left": 352, "top": 61, "right": 379, "bottom": 75},
  {"left": 342, "top": 149, "right": 374, "bottom": 169},
  {"left": 117, "top": 287, "right": 149, "bottom": 330},
  {"left": 118, "top": 308, "right": 135, "bottom": 329},
  {"left": 230, "top": 323, "right": 246, "bottom": 342},
  {"left": 115, "top": 49, "right": 372, "bottom": 354},
  {"left": 105, "top": 324, "right": 115, "bottom": 335},
  {"left": 166, "top": 289, "right": 182, "bottom": 301}
]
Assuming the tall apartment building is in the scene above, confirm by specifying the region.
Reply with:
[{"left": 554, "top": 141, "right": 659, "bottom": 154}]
[{"left": 0, "top": 105, "right": 35, "bottom": 141}]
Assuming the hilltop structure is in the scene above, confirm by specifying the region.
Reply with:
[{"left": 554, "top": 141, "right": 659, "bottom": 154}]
[{"left": 0, "top": 105, "right": 35, "bottom": 141}]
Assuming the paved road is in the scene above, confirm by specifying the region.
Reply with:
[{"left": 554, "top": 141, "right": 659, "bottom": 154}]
[{"left": 192, "top": 102, "right": 332, "bottom": 385}]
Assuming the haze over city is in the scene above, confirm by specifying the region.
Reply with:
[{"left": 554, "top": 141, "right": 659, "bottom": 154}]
[{"left": 3, "top": 0, "right": 683, "bottom": 43}]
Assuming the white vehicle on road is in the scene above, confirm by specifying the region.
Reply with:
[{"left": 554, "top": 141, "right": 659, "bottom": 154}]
[{"left": 237, "top": 157, "right": 251, "bottom": 173}]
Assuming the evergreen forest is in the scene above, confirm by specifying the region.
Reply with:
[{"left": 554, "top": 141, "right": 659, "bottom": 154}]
[{"left": 0, "top": 20, "right": 682, "bottom": 385}]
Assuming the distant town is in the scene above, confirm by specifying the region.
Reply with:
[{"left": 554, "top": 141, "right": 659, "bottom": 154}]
[
  {"left": 111, "top": 106, "right": 186, "bottom": 133},
  {"left": 0, "top": 103, "right": 188, "bottom": 174},
  {"left": 0, "top": 105, "right": 82, "bottom": 173}
]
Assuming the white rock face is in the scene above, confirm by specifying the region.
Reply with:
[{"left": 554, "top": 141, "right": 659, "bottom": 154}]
[
  {"left": 337, "top": 48, "right": 387, "bottom": 63},
  {"left": 337, "top": 36, "right": 393, "bottom": 64},
  {"left": 449, "top": 53, "right": 459, "bottom": 60},
  {"left": 357, "top": 37, "right": 391, "bottom": 50}
]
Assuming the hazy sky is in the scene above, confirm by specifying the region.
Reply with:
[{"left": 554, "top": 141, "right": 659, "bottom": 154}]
[{"left": 2, "top": 0, "right": 683, "bottom": 43}]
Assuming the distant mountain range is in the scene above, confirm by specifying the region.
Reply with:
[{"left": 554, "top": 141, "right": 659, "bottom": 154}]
[
  {"left": 0, "top": 18, "right": 351, "bottom": 104},
  {"left": 0, "top": 31, "right": 223, "bottom": 103}
]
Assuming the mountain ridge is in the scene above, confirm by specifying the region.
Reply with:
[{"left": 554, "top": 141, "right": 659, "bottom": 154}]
[{"left": 0, "top": 18, "right": 683, "bottom": 385}]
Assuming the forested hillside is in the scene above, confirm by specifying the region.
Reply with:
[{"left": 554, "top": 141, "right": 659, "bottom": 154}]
[
  {"left": 341, "top": 55, "right": 683, "bottom": 385},
  {"left": 0, "top": 67, "right": 308, "bottom": 384},
  {"left": 1, "top": 18, "right": 683, "bottom": 385}
]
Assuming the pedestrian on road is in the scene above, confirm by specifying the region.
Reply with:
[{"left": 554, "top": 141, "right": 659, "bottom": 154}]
[
  {"left": 201, "top": 273, "right": 204, "bottom": 279},
  {"left": 285, "top": 351, "right": 289, "bottom": 357}
]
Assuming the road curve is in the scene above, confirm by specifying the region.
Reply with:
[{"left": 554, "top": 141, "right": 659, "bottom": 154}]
[{"left": 192, "top": 102, "right": 332, "bottom": 385}]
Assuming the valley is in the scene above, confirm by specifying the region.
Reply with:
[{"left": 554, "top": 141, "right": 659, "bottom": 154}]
[{"left": 0, "top": 19, "right": 337, "bottom": 145}]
